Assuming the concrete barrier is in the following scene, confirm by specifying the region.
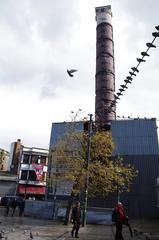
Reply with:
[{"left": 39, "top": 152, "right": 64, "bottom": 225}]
[
  {"left": 24, "top": 201, "right": 113, "bottom": 224},
  {"left": 24, "top": 200, "right": 54, "bottom": 219},
  {"left": 57, "top": 207, "right": 113, "bottom": 225}
]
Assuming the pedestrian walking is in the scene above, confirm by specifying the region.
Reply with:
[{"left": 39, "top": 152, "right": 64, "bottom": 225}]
[
  {"left": 71, "top": 202, "right": 81, "bottom": 238},
  {"left": 5, "top": 197, "right": 12, "bottom": 217},
  {"left": 18, "top": 197, "right": 25, "bottom": 217},
  {"left": 112, "top": 202, "right": 128, "bottom": 240},
  {"left": 11, "top": 197, "right": 17, "bottom": 216}
]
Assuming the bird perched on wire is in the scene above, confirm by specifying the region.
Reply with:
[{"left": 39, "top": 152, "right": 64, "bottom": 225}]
[{"left": 67, "top": 69, "right": 78, "bottom": 77}]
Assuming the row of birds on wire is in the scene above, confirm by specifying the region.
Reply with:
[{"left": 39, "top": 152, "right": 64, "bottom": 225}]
[
  {"left": 116, "top": 115, "right": 156, "bottom": 120},
  {"left": 66, "top": 26, "right": 159, "bottom": 117},
  {"left": 106, "top": 25, "right": 159, "bottom": 114}
]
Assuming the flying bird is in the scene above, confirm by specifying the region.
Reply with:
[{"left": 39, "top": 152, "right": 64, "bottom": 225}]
[{"left": 67, "top": 69, "right": 78, "bottom": 77}]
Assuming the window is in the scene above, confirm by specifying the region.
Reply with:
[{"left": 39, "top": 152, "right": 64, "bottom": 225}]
[
  {"left": 40, "top": 156, "right": 47, "bottom": 164},
  {"left": 31, "top": 155, "right": 47, "bottom": 164},
  {"left": 31, "top": 155, "right": 40, "bottom": 164},
  {"left": 29, "top": 170, "right": 37, "bottom": 181},
  {"left": 21, "top": 170, "right": 27, "bottom": 180},
  {"left": 23, "top": 154, "right": 30, "bottom": 164}
]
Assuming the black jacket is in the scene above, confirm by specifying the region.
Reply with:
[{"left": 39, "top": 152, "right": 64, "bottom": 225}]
[{"left": 72, "top": 206, "right": 81, "bottom": 222}]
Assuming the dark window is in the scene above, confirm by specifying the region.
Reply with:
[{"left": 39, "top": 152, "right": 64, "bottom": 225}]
[
  {"left": 40, "top": 156, "right": 47, "bottom": 164},
  {"left": 31, "top": 155, "right": 40, "bottom": 164},
  {"left": 29, "top": 170, "right": 37, "bottom": 181},
  {"left": 23, "top": 154, "right": 30, "bottom": 164},
  {"left": 21, "top": 170, "right": 27, "bottom": 180},
  {"left": 21, "top": 170, "right": 37, "bottom": 181}
]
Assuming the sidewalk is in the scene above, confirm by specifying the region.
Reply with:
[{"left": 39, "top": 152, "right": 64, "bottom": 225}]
[
  {"left": 78, "top": 219, "right": 159, "bottom": 240},
  {"left": 0, "top": 215, "right": 158, "bottom": 239}
]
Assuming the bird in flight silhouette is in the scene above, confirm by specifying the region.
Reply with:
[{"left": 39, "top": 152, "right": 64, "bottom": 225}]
[{"left": 67, "top": 69, "right": 78, "bottom": 77}]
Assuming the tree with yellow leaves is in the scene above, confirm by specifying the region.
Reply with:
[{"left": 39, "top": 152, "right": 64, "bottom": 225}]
[{"left": 49, "top": 124, "right": 137, "bottom": 225}]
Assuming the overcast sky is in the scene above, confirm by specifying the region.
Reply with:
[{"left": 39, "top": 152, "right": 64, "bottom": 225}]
[{"left": 0, "top": 0, "right": 159, "bottom": 151}]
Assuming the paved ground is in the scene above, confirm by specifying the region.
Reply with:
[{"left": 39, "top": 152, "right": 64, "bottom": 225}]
[{"left": 0, "top": 215, "right": 159, "bottom": 240}]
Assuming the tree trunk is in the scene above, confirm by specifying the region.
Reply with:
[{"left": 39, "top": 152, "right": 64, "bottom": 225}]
[{"left": 64, "top": 191, "right": 75, "bottom": 225}]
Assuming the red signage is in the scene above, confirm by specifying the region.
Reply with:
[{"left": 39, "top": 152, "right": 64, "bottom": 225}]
[
  {"left": 32, "top": 164, "right": 45, "bottom": 181},
  {"left": 18, "top": 185, "right": 45, "bottom": 194}
]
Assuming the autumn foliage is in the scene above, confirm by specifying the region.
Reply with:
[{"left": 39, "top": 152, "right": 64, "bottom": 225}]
[{"left": 49, "top": 128, "right": 137, "bottom": 197}]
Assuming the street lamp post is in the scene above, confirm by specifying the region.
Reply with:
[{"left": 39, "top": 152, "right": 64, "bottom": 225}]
[
  {"left": 24, "top": 170, "right": 29, "bottom": 199},
  {"left": 53, "top": 168, "right": 58, "bottom": 219},
  {"left": 116, "top": 167, "right": 121, "bottom": 203},
  {"left": 82, "top": 114, "right": 93, "bottom": 227}
]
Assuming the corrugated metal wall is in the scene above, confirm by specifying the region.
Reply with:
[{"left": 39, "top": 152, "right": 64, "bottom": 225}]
[
  {"left": 89, "top": 119, "right": 159, "bottom": 218},
  {"left": 111, "top": 119, "right": 159, "bottom": 155},
  {"left": 89, "top": 155, "right": 159, "bottom": 218},
  {"left": 49, "top": 119, "right": 159, "bottom": 218},
  {"left": 123, "top": 155, "right": 159, "bottom": 217}
]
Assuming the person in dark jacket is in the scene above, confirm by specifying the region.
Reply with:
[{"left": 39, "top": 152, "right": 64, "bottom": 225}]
[
  {"left": 112, "top": 202, "right": 127, "bottom": 240},
  {"left": 18, "top": 197, "right": 25, "bottom": 217},
  {"left": 11, "top": 197, "right": 17, "bottom": 216},
  {"left": 71, "top": 202, "right": 81, "bottom": 238}
]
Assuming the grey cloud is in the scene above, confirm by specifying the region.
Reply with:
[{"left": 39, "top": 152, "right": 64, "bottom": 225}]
[
  {"left": 0, "top": 0, "right": 80, "bottom": 43},
  {"left": 0, "top": 1, "right": 34, "bottom": 42},
  {"left": 40, "top": 86, "right": 56, "bottom": 99},
  {"left": 0, "top": 58, "right": 38, "bottom": 86},
  {"left": 114, "top": 0, "right": 159, "bottom": 28},
  {"left": 40, "top": 68, "right": 66, "bottom": 99},
  {"left": 0, "top": 0, "right": 81, "bottom": 93},
  {"left": 30, "top": 0, "right": 80, "bottom": 42}
]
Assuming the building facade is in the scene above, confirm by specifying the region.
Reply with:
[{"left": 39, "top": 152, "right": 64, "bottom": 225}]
[
  {"left": 9, "top": 139, "right": 23, "bottom": 174},
  {"left": 0, "top": 148, "right": 9, "bottom": 171},
  {"left": 48, "top": 4, "right": 159, "bottom": 218},
  {"left": 48, "top": 121, "right": 84, "bottom": 199},
  {"left": 49, "top": 118, "right": 159, "bottom": 217},
  {"left": 111, "top": 118, "right": 159, "bottom": 217},
  {"left": 17, "top": 147, "right": 48, "bottom": 199}
]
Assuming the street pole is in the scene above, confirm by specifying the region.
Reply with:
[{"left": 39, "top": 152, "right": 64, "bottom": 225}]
[
  {"left": 53, "top": 167, "right": 57, "bottom": 219},
  {"left": 82, "top": 114, "right": 93, "bottom": 227}
]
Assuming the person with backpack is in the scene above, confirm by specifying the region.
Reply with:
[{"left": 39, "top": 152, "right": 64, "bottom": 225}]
[{"left": 112, "top": 202, "right": 128, "bottom": 240}]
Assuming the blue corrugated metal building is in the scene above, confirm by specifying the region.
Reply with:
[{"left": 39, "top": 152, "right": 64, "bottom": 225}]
[
  {"left": 112, "top": 118, "right": 159, "bottom": 156},
  {"left": 49, "top": 119, "right": 159, "bottom": 218},
  {"left": 110, "top": 118, "right": 159, "bottom": 217}
]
